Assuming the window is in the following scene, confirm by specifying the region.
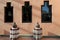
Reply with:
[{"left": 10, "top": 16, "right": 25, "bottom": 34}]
[
  {"left": 41, "top": 1, "right": 52, "bottom": 23},
  {"left": 4, "top": 2, "right": 13, "bottom": 23},
  {"left": 22, "top": 1, "right": 32, "bottom": 23}
]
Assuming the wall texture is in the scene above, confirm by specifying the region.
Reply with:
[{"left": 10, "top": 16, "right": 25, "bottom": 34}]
[{"left": 0, "top": 0, "right": 60, "bottom": 36}]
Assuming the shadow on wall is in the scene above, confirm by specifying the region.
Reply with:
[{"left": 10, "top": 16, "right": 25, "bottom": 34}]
[{"left": 4, "top": 30, "right": 10, "bottom": 35}]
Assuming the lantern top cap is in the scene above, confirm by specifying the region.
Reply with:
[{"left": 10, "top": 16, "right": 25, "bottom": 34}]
[
  {"left": 13, "top": 22, "right": 17, "bottom": 28},
  {"left": 35, "top": 22, "right": 40, "bottom": 28}
]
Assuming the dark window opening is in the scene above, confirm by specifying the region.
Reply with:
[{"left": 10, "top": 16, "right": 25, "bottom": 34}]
[
  {"left": 4, "top": 2, "right": 13, "bottom": 23},
  {"left": 22, "top": 1, "right": 32, "bottom": 23},
  {"left": 41, "top": 1, "right": 52, "bottom": 23}
]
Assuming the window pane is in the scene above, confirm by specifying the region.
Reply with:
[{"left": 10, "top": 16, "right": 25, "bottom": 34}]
[
  {"left": 22, "top": 1, "right": 32, "bottom": 23},
  {"left": 4, "top": 2, "right": 13, "bottom": 23},
  {"left": 41, "top": 1, "right": 52, "bottom": 23}
]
